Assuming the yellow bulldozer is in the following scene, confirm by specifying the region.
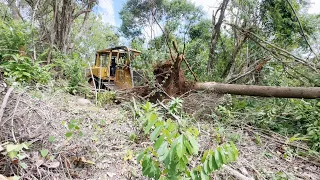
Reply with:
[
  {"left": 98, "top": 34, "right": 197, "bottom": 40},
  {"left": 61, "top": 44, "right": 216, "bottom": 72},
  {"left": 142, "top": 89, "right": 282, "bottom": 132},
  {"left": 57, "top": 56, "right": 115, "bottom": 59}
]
[{"left": 87, "top": 46, "right": 141, "bottom": 90}]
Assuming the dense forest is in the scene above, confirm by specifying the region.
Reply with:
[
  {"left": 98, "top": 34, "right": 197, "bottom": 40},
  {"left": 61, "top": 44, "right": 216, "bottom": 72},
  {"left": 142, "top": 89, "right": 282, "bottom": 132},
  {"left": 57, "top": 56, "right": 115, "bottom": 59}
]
[{"left": 0, "top": 0, "right": 319, "bottom": 179}]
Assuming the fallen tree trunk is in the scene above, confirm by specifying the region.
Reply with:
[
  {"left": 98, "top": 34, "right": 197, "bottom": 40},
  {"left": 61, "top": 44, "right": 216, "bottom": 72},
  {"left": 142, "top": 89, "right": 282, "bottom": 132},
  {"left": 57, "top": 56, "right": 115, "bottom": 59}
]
[
  {"left": 194, "top": 82, "right": 320, "bottom": 99},
  {"left": 142, "top": 48, "right": 320, "bottom": 99}
]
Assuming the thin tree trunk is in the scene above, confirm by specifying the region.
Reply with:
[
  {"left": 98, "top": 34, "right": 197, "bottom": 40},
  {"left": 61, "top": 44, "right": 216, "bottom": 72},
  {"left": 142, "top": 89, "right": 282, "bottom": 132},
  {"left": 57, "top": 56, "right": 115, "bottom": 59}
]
[
  {"left": 31, "top": 0, "right": 40, "bottom": 61},
  {"left": 47, "top": 0, "right": 58, "bottom": 64},
  {"left": 207, "top": 0, "right": 229, "bottom": 73},
  {"left": 8, "top": 0, "right": 22, "bottom": 20},
  {"left": 223, "top": 36, "right": 248, "bottom": 80},
  {"left": 194, "top": 82, "right": 320, "bottom": 99}
]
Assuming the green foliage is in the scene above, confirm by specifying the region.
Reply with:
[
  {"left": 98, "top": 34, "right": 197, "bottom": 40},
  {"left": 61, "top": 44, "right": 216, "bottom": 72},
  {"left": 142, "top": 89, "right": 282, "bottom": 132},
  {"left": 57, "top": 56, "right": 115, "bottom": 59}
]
[
  {"left": 52, "top": 53, "right": 89, "bottom": 95},
  {"left": 306, "top": 120, "right": 320, "bottom": 151},
  {"left": 72, "top": 14, "right": 119, "bottom": 59},
  {"left": 0, "top": 20, "right": 34, "bottom": 56},
  {"left": 218, "top": 97, "right": 320, "bottom": 152},
  {"left": 168, "top": 97, "right": 183, "bottom": 114},
  {"left": 135, "top": 101, "right": 238, "bottom": 179},
  {"left": 0, "top": 54, "right": 51, "bottom": 84},
  {"left": 191, "top": 142, "right": 238, "bottom": 180},
  {"left": 5, "top": 143, "right": 29, "bottom": 160},
  {"left": 120, "top": 0, "right": 165, "bottom": 38},
  {"left": 40, "top": 149, "right": 49, "bottom": 158},
  {"left": 120, "top": 0, "right": 203, "bottom": 40},
  {"left": 260, "top": 0, "right": 316, "bottom": 48},
  {"left": 97, "top": 91, "right": 116, "bottom": 106},
  {"left": 48, "top": 136, "right": 56, "bottom": 143},
  {"left": 62, "top": 119, "right": 83, "bottom": 139}
]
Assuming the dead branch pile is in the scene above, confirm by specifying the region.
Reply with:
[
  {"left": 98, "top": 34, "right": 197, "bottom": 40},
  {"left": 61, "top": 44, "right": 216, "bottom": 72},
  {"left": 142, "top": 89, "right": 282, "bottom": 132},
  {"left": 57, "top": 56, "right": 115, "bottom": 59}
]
[
  {"left": 0, "top": 86, "right": 97, "bottom": 178},
  {"left": 0, "top": 86, "right": 69, "bottom": 179}
]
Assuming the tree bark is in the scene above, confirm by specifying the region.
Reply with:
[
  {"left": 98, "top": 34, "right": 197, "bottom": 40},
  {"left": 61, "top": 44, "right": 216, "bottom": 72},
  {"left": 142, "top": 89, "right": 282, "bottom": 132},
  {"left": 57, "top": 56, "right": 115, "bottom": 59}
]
[
  {"left": 194, "top": 82, "right": 320, "bottom": 99},
  {"left": 7, "top": 0, "right": 23, "bottom": 21}
]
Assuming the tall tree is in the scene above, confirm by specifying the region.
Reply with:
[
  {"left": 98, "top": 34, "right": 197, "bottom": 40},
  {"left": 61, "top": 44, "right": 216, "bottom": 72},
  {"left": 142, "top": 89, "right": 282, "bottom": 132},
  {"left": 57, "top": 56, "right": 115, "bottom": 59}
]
[{"left": 207, "top": 0, "right": 229, "bottom": 73}]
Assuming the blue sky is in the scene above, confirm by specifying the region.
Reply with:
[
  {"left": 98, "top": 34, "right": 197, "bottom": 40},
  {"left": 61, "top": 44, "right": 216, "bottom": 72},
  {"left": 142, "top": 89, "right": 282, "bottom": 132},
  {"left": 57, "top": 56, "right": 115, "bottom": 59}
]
[
  {"left": 98, "top": 0, "right": 320, "bottom": 28},
  {"left": 97, "top": 0, "right": 127, "bottom": 27}
]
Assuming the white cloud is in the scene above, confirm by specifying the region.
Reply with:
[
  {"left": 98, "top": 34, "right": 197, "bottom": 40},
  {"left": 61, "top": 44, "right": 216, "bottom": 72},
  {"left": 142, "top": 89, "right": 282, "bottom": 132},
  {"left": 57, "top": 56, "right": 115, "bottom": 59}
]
[
  {"left": 98, "top": 0, "right": 116, "bottom": 26},
  {"left": 190, "top": 0, "right": 220, "bottom": 18},
  {"left": 308, "top": 0, "right": 320, "bottom": 14}
]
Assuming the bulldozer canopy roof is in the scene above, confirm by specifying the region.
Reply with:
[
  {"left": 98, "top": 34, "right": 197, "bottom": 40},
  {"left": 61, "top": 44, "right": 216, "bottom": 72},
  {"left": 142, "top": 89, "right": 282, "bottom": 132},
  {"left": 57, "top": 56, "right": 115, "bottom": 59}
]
[{"left": 96, "top": 46, "right": 141, "bottom": 54}]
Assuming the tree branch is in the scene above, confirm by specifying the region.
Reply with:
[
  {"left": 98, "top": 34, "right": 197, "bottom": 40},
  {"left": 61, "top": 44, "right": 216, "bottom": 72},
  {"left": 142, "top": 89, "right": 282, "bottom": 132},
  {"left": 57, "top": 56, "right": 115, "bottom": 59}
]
[
  {"left": 227, "top": 23, "right": 319, "bottom": 72},
  {"left": 181, "top": 55, "right": 198, "bottom": 81},
  {"left": 151, "top": 9, "right": 175, "bottom": 62},
  {"left": 285, "top": 0, "right": 318, "bottom": 60},
  {"left": 0, "top": 87, "right": 14, "bottom": 125}
]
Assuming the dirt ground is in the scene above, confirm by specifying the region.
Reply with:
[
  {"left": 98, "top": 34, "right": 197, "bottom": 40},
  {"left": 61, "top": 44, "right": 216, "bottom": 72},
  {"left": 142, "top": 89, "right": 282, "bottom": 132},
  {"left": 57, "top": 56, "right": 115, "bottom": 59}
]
[{"left": 0, "top": 86, "right": 319, "bottom": 179}]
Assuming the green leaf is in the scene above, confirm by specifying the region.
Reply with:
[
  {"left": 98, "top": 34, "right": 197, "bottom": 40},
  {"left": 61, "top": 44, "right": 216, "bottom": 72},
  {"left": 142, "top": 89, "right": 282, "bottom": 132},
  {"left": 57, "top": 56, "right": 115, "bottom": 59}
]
[
  {"left": 217, "top": 146, "right": 227, "bottom": 164},
  {"left": 8, "top": 151, "right": 17, "bottom": 159},
  {"left": 137, "top": 151, "right": 145, "bottom": 163},
  {"left": 214, "top": 149, "right": 222, "bottom": 168},
  {"left": 68, "top": 123, "right": 75, "bottom": 130},
  {"left": 142, "top": 155, "right": 151, "bottom": 176},
  {"left": 144, "top": 113, "right": 158, "bottom": 134},
  {"left": 210, "top": 153, "right": 218, "bottom": 170},
  {"left": 22, "top": 72, "right": 31, "bottom": 77},
  {"left": 48, "top": 136, "right": 55, "bottom": 142},
  {"left": 184, "top": 138, "right": 193, "bottom": 155},
  {"left": 175, "top": 135, "right": 186, "bottom": 158},
  {"left": 150, "top": 126, "right": 162, "bottom": 141},
  {"left": 50, "top": 155, "right": 55, "bottom": 161},
  {"left": 154, "top": 135, "right": 165, "bottom": 150},
  {"left": 19, "top": 162, "right": 27, "bottom": 169},
  {"left": 159, "top": 176, "right": 168, "bottom": 180},
  {"left": 158, "top": 142, "right": 169, "bottom": 161},
  {"left": 65, "top": 132, "right": 73, "bottom": 138},
  {"left": 40, "top": 149, "right": 49, "bottom": 158},
  {"left": 200, "top": 169, "right": 209, "bottom": 180},
  {"left": 201, "top": 150, "right": 209, "bottom": 163},
  {"left": 203, "top": 158, "right": 209, "bottom": 174},
  {"left": 230, "top": 142, "right": 239, "bottom": 159},
  {"left": 190, "top": 170, "right": 197, "bottom": 180},
  {"left": 225, "top": 143, "right": 236, "bottom": 161},
  {"left": 12, "top": 176, "right": 20, "bottom": 180},
  {"left": 6, "top": 144, "right": 17, "bottom": 152},
  {"left": 187, "top": 133, "right": 199, "bottom": 154}
]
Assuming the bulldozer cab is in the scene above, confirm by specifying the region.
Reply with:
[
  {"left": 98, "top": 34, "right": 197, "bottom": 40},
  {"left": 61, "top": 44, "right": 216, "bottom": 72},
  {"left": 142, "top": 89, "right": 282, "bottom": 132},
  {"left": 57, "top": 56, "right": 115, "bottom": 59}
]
[{"left": 88, "top": 46, "right": 141, "bottom": 90}]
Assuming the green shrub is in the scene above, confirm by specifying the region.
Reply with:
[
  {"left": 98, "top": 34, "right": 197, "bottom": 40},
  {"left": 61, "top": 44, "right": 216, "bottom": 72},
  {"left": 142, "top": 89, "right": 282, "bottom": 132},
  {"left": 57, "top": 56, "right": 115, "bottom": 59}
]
[
  {"left": 0, "top": 54, "right": 51, "bottom": 84},
  {"left": 97, "top": 91, "right": 116, "bottom": 105},
  {"left": 0, "top": 20, "right": 35, "bottom": 56},
  {"left": 52, "top": 53, "right": 89, "bottom": 95},
  {"left": 217, "top": 97, "right": 320, "bottom": 152},
  {"left": 306, "top": 120, "right": 320, "bottom": 151},
  {"left": 135, "top": 101, "right": 238, "bottom": 179}
]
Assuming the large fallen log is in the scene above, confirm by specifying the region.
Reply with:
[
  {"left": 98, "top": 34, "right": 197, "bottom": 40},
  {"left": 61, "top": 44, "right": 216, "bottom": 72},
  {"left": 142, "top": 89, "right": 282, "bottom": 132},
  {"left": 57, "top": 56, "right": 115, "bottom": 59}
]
[{"left": 194, "top": 82, "right": 320, "bottom": 99}]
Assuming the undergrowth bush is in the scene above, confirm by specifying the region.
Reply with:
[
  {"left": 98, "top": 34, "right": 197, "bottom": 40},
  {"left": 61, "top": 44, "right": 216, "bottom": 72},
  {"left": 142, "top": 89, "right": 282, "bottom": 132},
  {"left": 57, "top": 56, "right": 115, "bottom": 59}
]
[
  {"left": 0, "top": 20, "right": 34, "bottom": 56},
  {"left": 217, "top": 96, "right": 320, "bottom": 152},
  {"left": 0, "top": 54, "right": 51, "bottom": 84},
  {"left": 52, "top": 53, "right": 90, "bottom": 95},
  {"left": 97, "top": 91, "right": 116, "bottom": 106},
  {"left": 135, "top": 101, "right": 238, "bottom": 179}
]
